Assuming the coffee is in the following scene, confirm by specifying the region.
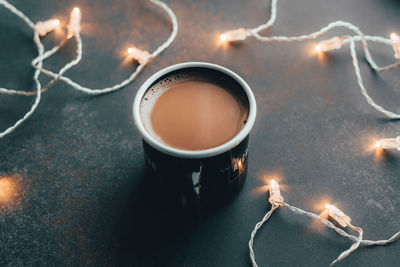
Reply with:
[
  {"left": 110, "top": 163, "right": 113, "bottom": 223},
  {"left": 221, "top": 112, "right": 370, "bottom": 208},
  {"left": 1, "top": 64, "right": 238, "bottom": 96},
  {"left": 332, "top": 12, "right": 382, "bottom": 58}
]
[{"left": 140, "top": 70, "right": 249, "bottom": 151}]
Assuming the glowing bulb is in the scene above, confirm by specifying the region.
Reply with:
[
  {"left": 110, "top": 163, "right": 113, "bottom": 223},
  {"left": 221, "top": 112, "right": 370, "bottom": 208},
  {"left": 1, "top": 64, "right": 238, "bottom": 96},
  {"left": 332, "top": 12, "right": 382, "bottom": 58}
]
[
  {"left": 314, "top": 36, "right": 347, "bottom": 52},
  {"left": 375, "top": 136, "right": 400, "bottom": 151},
  {"left": 35, "top": 19, "right": 60, "bottom": 36},
  {"left": 375, "top": 140, "right": 381, "bottom": 149},
  {"left": 127, "top": 46, "right": 150, "bottom": 64},
  {"left": 268, "top": 179, "right": 284, "bottom": 206},
  {"left": 67, "top": 7, "right": 81, "bottom": 39},
  {"left": 220, "top": 34, "right": 227, "bottom": 42},
  {"left": 390, "top": 32, "right": 400, "bottom": 59},
  {"left": 325, "top": 203, "right": 351, "bottom": 228},
  {"left": 219, "top": 28, "right": 248, "bottom": 42}
]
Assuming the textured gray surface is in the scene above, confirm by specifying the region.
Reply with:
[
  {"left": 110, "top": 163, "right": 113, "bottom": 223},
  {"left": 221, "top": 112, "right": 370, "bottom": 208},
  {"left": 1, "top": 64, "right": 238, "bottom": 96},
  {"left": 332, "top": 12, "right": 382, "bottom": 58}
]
[{"left": 0, "top": 0, "right": 399, "bottom": 266}]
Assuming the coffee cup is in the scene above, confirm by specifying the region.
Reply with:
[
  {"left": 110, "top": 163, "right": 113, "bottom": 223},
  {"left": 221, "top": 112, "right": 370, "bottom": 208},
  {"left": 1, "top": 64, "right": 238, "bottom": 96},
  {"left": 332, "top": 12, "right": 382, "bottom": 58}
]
[{"left": 133, "top": 62, "right": 256, "bottom": 209}]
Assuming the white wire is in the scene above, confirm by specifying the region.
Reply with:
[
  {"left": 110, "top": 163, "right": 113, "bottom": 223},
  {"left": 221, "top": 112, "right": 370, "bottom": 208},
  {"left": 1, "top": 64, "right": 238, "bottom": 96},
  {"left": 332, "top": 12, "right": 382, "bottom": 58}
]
[
  {"left": 283, "top": 203, "right": 400, "bottom": 245},
  {"left": 0, "top": 0, "right": 44, "bottom": 96},
  {"left": 330, "top": 224, "right": 363, "bottom": 266},
  {"left": 237, "top": 6, "right": 400, "bottom": 264},
  {"left": 348, "top": 38, "right": 400, "bottom": 118},
  {"left": 0, "top": 32, "right": 43, "bottom": 138},
  {"left": 39, "top": 33, "right": 83, "bottom": 92},
  {"left": 250, "top": 0, "right": 278, "bottom": 34},
  {"left": 0, "top": 0, "right": 35, "bottom": 29},
  {"left": 249, "top": 202, "right": 400, "bottom": 266},
  {"left": 0, "top": 0, "right": 82, "bottom": 138},
  {"left": 0, "top": 0, "right": 177, "bottom": 138},
  {"left": 248, "top": 204, "right": 278, "bottom": 267},
  {"left": 33, "top": 0, "right": 178, "bottom": 95},
  {"left": 226, "top": 0, "right": 400, "bottom": 118}
]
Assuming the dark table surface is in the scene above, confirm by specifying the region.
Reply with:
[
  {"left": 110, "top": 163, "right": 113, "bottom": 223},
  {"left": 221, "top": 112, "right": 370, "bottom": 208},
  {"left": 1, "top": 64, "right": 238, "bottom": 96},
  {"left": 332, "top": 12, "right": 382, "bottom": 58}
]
[{"left": 0, "top": 0, "right": 399, "bottom": 266}]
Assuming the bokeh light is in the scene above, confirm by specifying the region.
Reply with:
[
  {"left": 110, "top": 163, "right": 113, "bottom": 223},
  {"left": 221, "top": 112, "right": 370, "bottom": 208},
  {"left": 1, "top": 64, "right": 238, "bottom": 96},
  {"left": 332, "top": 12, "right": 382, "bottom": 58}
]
[{"left": 0, "top": 176, "right": 19, "bottom": 207}]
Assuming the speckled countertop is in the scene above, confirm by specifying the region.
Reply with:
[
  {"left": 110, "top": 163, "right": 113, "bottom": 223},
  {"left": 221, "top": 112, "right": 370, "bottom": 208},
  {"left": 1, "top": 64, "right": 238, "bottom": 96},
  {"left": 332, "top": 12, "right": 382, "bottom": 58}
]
[{"left": 0, "top": 0, "right": 399, "bottom": 266}]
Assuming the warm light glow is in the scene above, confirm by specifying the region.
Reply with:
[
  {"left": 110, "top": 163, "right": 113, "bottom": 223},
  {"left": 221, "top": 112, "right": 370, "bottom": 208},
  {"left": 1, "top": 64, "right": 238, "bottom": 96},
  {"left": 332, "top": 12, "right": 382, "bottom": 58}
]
[
  {"left": 390, "top": 32, "right": 400, "bottom": 59},
  {"left": 127, "top": 46, "right": 150, "bottom": 64},
  {"left": 220, "top": 34, "right": 227, "bottom": 42},
  {"left": 314, "top": 36, "right": 347, "bottom": 53},
  {"left": 375, "top": 136, "right": 400, "bottom": 150},
  {"left": 268, "top": 179, "right": 284, "bottom": 205},
  {"left": 219, "top": 28, "right": 248, "bottom": 42},
  {"left": 324, "top": 203, "right": 351, "bottom": 227},
  {"left": 67, "top": 7, "right": 82, "bottom": 39},
  {"left": 315, "top": 200, "right": 332, "bottom": 218},
  {"left": 35, "top": 19, "right": 61, "bottom": 36},
  {"left": 0, "top": 177, "right": 18, "bottom": 206},
  {"left": 375, "top": 140, "right": 381, "bottom": 149}
]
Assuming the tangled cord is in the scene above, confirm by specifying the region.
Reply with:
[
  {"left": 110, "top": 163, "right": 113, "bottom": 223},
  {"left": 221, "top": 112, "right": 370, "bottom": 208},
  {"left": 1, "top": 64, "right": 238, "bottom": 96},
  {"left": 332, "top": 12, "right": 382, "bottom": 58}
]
[
  {"left": 220, "top": 0, "right": 400, "bottom": 118},
  {"left": 0, "top": 0, "right": 178, "bottom": 139},
  {"left": 249, "top": 180, "right": 400, "bottom": 266}
]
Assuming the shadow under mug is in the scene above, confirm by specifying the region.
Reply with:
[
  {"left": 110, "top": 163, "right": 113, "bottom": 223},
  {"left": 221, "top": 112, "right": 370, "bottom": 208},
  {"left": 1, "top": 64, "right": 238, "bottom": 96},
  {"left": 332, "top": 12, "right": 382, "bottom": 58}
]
[{"left": 133, "top": 62, "right": 257, "bottom": 210}]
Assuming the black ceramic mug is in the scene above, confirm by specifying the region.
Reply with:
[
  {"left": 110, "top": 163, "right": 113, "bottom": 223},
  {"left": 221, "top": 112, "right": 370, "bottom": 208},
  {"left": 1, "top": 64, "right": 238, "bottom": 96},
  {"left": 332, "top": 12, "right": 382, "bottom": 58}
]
[{"left": 133, "top": 62, "right": 256, "bottom": 209}]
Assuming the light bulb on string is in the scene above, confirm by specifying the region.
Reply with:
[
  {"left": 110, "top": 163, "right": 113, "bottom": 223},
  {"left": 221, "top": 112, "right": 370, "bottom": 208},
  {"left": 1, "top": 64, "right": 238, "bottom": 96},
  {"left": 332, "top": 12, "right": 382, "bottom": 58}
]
[
  {"left": 390, "top": 32, "right": 400, "bottom": 59},
  {"left": 314, "top": 36, "right": 348, "bottom": 53},
  {"left": 127, "top": 46, "right": 151, "bottom": 64},
  {"left": 0, "top": 0, "right": 178, "bottom": 139},
  {"left": 218, "top": 0, "right": 400, "bottom": 119},
  {"left": 219, "top": 28, "right": 249, "bottom": 42},
  {"left": 35, "top": 19, "right": 60, "bottom": 36},
  {"left": 268, "top": 179, "right": 284, "bottom": 206},
  {"left": 249, "top": 175, "right": 400, "bottom": 267},
  {"left": 67, "top": 7, "right": 81, "bottom": 39},
  {"left": 375, "top": 136, "right": 400, "bottom": 151},
  {"left": 324, "top": 203, "right": 352, "bottom": 228}
]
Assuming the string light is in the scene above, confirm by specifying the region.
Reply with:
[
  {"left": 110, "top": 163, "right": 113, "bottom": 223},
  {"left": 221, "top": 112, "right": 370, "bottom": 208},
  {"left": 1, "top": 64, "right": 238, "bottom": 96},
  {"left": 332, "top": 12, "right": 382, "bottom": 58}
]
[
  {"left": 34, "top": 0, "right": 178, "bottom": 96},
  {"left": 0, "top": 0, "right": 178, "bottom": 139},
  {"left": 314, "top": 36, "right": 348, "bottom": 53},
  {"left": 219, "top": 0, "right": 400, "bottom": 119},
  {"left": 323, "top": 203, "right": 364, "bottom": 266},
  {"left": 127, "top": 46, "right": 151, "bottom": 64},
  {"left": 248, "top": 179, "right": 400, "bottom": 267},
  {"left": 35, "top": 19, "right": 60, "bottom": 36},
  {"left": 67, "top": 7, "right": 81, "bottom": 39},
  {"left": 220, "top": 28, "right": 249, "bottom": 42},
  {"left": 268, "top": 179, "right": 284, "bottom": 206},
  {"left": 375, "top": 136, "right": 400, "bottom": 150},
  {"left": 391, "top": 33, "right": 400, "bottom": 59},
  {"left": 325, "top": 204, "right": 351, "bottom": 227},
  {"left": 220, "top": 12, "right": 400, "bottom": 265},
  {"left": 0, "top": 1, "right": 399, "bottom": 266}
]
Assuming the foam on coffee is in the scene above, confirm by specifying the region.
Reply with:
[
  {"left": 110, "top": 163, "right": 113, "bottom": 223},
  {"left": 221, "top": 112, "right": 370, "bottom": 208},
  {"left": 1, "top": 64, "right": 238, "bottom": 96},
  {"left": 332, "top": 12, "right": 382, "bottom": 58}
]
[{"left": 140, "top": 69, "right": 249, "bottom": 151}]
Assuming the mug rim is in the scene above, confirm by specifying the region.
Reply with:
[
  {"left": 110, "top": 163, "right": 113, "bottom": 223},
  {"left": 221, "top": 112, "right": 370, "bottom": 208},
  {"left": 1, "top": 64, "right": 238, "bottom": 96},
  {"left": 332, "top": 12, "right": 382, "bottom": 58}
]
[{"left": 133, "top": 62, "right": 257, "bottom": 159}]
